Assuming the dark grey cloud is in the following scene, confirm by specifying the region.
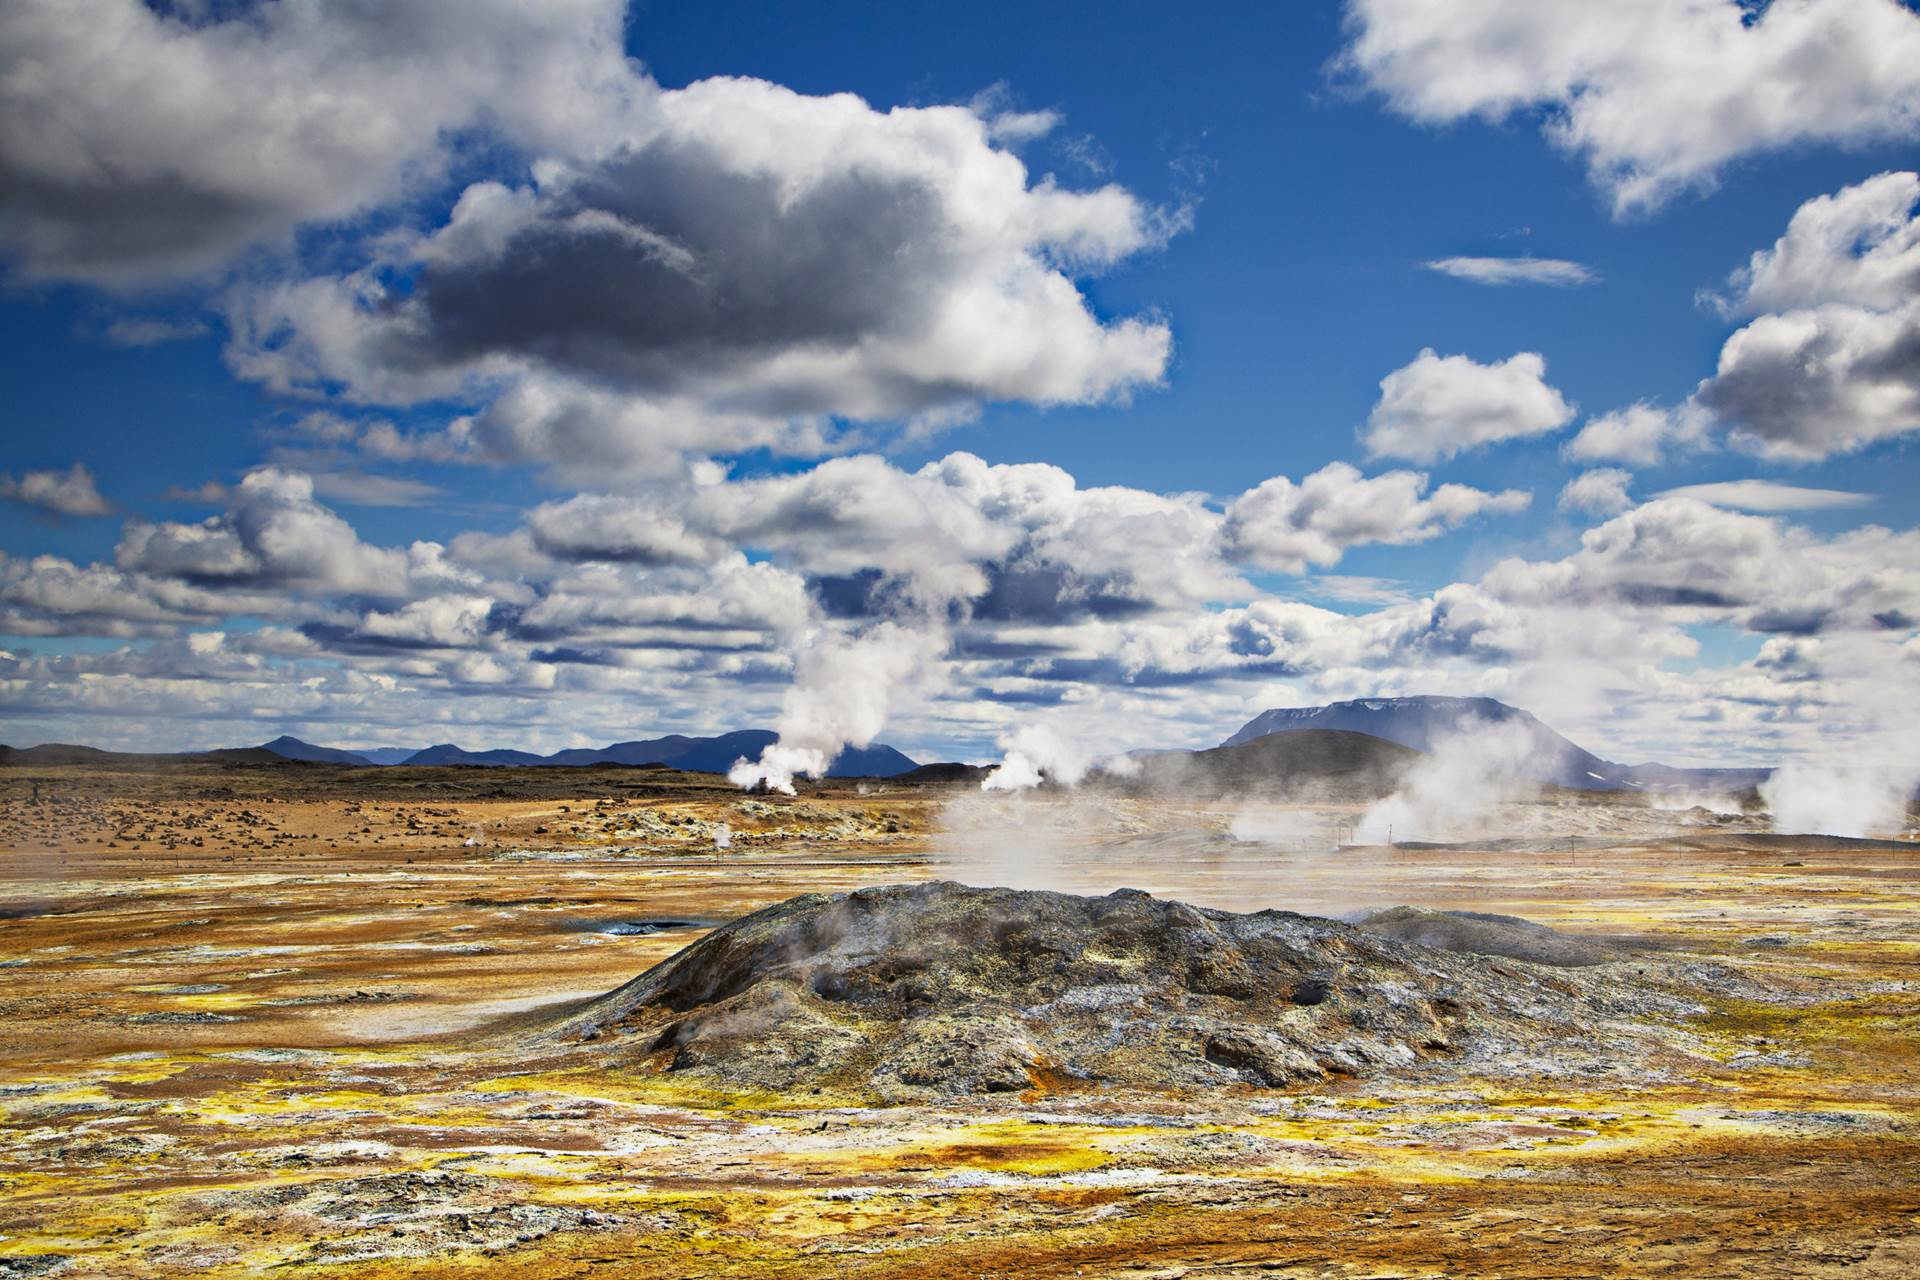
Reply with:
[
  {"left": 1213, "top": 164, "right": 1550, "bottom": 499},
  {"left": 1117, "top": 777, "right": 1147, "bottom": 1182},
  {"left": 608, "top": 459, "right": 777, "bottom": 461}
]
[
  {"left": 1698, "top": 302, "right": 1920, "bottom": 459},
  {"left": 965, "top": 684, "right": 1069, "bottom": 707},
  {"left": 1614, "top": 584, "right": 1744, "bottom": 610},
  {"left": 1748, "top": 608, "right": 1834, "bottom": 637},
  {"left": 811, "top": 564, "right": 1158, "bottom": 625},
  {"left": 947, "top": 635, "right": 1076, "bottom": 661},
  {"left": 225, "top": 79, "right": 1174, "bottom": 464},
  {"left": 970, "top": 566, "right": 1161, "bottom": 623},
  {"left": 526, "top": 493, "right": 724, "bottom": 566},
  {"left": 0, "top": 0, "right": 640, "bottom": 284},
  {"left": 296, "top": 622, "right": 446, "bottom": 655},
  {"left": 397, "top": 151, "right": 954, "bottom": 414},
  {"left": 1011, "top": 655, "right": 1309, "bottom": 687}
]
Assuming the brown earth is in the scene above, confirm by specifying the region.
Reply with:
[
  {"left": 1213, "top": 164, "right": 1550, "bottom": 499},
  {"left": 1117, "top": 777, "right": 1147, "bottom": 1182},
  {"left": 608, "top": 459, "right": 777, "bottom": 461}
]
[{"left": 0, "top": 763, "right": 1915, "bottom": 1277}]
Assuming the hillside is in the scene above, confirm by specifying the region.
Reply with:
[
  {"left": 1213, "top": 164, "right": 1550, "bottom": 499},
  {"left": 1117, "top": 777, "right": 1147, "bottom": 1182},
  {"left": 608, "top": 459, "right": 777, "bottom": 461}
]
[
  {"left": 0, "top": 743, "right": 290, "bottom": 768},
  {"left": 894, "top": 762, "right": 992, "bottom": 786},
  {"left": 5, "top": 732, "right": 920, "bottom": 779},
  {"left": 1223, "top": 696, "right": 1770, "bottom": 792},
  {"left": 1117, "top": 728, "right": 1423, "bottom": 800},
  {"left": 259, "top": 736, "right": 374, "bottom": 766},
  {"left": 353, "top": 747, "right": 423, "bottom": 766},
  {"left": 402, "top": 744, "right": 549, "bottom": 768}
]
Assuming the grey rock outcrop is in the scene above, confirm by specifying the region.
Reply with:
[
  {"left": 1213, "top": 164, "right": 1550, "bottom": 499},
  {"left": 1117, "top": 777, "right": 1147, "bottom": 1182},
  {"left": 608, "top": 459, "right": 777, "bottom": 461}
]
[{"left": 539, "top": 882, "right": 1686, "bottom": 1099}]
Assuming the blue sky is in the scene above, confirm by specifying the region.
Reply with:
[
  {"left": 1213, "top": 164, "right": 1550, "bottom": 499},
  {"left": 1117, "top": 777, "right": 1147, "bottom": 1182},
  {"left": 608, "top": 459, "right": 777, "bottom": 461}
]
[{"left": 2, "top": 0, "right": 1919, "bottom": 774}]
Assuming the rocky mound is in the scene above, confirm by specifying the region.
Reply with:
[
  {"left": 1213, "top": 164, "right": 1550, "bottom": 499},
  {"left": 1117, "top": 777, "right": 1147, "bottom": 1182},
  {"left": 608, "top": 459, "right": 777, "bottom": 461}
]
[
  {"left": 1358, "top": 906, "right": 1625, "bottom": 968},
  {"left": 538, "top": 882, "right": 1685, "bottom": 1099}
]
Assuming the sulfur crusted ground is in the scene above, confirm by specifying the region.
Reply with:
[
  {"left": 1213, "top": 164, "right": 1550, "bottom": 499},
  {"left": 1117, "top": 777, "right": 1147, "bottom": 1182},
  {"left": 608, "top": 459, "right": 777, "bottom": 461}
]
[{"left": 0, "top": 770, "right": 1915, "bottom": 1277}]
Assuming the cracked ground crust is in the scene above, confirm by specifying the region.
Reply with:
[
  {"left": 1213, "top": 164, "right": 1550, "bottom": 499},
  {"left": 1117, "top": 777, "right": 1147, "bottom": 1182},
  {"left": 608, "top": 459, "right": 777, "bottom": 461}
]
[{"left": 0, "top": 767, "right": 1916, "bottom": 1277}]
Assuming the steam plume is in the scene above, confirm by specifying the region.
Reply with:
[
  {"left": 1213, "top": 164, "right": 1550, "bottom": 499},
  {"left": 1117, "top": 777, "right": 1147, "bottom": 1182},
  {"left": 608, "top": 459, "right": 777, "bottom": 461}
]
[
  {"left": 981, "top": 725, "right": 1093, "bottom": 792},
  {"left": 1762, "top": 758, "right": 1920, "bottom": 838},
  {"left": 728, "top": 621, "right": 941, "bottom": 794},
  {"left": 1354, "top": 717, "right": 1540, "bottom": 843},
  {"left": 980, "top": 721, "right": 1146, "bottom": 792}
]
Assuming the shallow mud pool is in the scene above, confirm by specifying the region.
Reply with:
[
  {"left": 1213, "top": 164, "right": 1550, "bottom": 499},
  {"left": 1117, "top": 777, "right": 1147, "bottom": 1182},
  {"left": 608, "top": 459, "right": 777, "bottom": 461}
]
[{"left": 0, "top": 771, "right": 1916, "bottom": 1277}]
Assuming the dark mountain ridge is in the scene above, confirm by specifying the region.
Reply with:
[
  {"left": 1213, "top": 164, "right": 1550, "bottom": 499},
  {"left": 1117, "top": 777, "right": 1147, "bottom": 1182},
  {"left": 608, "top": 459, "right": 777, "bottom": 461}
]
[
  {"left": 1115, "top": 729, "right": 1423, "bottom": 800},
  {"left": 0, "top": 743, "right": 289, "bottom": 768},
  {"left": 1223, "top": 695, "right": 1770, "bottom": 792},
  {"left": 258, "top": 735, "right": 374, "bottom": 767},
  {"left": 4, "top": 732, "right": 920, "bottom": 779},
  {"left": 278, "top": 731, "right": 920, "bottom": 778}
]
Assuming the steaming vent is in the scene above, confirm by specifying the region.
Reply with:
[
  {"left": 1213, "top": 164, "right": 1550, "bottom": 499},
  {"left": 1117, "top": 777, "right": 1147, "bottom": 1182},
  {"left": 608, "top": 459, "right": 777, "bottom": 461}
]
[{"left": 534, "top": 882, "right": 1680, "bottom": 1099}]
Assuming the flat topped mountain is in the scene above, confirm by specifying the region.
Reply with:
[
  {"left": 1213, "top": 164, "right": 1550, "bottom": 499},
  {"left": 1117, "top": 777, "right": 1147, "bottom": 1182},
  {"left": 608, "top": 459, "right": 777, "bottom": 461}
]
[
  {"left": 539, "top": 881, "right": 1686, "bottom": 1099},
  {"left": 1227, "top": 695, "right": 1555, "bottom": 752},
  {"left": 1224, "top": 695, "right": 1770, "bottom": 792},
  {"left": 1121, "top": 728, "right": 1422, "bottom": 800}
]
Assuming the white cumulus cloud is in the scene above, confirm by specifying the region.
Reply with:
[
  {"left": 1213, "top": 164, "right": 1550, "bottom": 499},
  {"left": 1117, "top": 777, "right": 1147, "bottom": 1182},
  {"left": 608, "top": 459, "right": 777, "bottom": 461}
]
[
  {"left": 1712, "top": 170, "right": 1920, "bottom": 316},
  {"left": 1362, "top": 349, "right": 1574, "bottom": 463},
  {"left": 1223, "top": 462, "right": 1529, "bottom": 573},
  {"left": 1558, "top": 469, "right": 1634, "bottom": 516},
  {"left": 1564, "top": 402, "right": 1710, "bottom": 467},
  {"left": 1340, "top": 0, "right": 1920, "bottom": 216}
]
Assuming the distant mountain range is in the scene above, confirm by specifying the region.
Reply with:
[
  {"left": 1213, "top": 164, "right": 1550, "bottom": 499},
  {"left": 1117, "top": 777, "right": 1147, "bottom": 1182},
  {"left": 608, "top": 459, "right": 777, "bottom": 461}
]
[
  {"left": 1, "top": 696, "right": 1781, "bottom": 793},
  {"left": 0, "top": 743, "right": 286, "bottom": 768},
  {"left": 1223, "top": 695, "right": 1771, "bottom": 792},
  {"left": 257, "top": 735, "right": 375, "bottom": 766},
  {"left": 253, "top": 730, "right": 919, "bottom": 778},
  {"left": 348, "top": 746, "right": 420, "bottom": 766}
]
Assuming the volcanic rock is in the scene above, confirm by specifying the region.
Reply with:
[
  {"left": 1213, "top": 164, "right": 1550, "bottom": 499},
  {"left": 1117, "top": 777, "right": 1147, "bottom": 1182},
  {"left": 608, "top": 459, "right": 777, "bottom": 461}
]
[{"left": 540, "top": 882, "right": 1684, "bottom": 1099}]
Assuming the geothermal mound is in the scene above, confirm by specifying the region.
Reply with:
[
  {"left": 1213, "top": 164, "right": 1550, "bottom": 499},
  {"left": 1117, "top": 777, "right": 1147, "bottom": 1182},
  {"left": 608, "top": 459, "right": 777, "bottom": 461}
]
[
  {"left": 1358, "top": 906, "right": 1625, "bottom": 968},
  {"left": 540, "top": 882, "right": 1685, "bottom": 1098}
]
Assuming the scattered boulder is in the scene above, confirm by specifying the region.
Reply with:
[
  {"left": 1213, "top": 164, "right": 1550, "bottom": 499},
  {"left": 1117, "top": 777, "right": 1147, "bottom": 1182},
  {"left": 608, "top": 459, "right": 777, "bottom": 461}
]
[
  {"left": 188, "top": 1171, "right": 640, "bottom": 1267},
  {"left": 125, "top": 1011, "right": 244, "bottom": 1026}
]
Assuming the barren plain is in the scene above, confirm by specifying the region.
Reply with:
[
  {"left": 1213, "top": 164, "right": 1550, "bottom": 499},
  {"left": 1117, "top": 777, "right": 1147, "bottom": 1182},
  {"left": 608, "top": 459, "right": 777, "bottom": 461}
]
[{"left": 0, "top": 761, "right": 1915, "bottom": 1277}]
